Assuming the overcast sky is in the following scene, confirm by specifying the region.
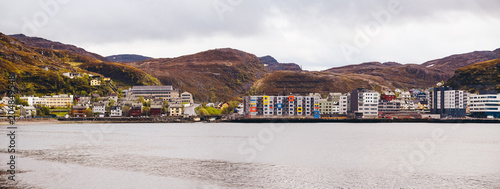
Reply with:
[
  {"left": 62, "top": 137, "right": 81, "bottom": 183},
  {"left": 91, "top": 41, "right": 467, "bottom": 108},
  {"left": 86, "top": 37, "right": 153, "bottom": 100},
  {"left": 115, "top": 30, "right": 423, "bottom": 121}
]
[{"left": 2, "top": 0, "right": 500, "bottom": 70}]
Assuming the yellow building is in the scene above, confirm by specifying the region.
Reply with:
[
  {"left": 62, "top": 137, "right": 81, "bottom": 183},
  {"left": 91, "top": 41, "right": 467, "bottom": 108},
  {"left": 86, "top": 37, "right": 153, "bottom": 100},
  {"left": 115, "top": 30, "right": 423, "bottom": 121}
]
[
  {"left": 43, "top": 94, "right": 74, "bottom": 108},
  {"left": 90, "top": 79, "right": 101, "bottom": 86}
]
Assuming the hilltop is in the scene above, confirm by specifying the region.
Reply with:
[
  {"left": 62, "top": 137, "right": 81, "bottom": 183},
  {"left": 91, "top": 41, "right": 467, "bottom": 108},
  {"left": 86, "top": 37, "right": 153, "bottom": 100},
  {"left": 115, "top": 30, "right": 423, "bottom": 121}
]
[
  {"left": 9, "top": 34, "right": 108, "bottom": 62},
  {"left": 106, "top": 54, "right": 153, "bottom": 63},
  {"left": 0, "top": 33, "right": 160, "bottom": 96},
  {"left": 124, "top": 48, "right": 267, "bottom": 102},
  {"left": 259, "top": 56, "right": 302, "bottom": 72},
  {"left": 446, "top": 58, "right": 500, "bottom": 92}
]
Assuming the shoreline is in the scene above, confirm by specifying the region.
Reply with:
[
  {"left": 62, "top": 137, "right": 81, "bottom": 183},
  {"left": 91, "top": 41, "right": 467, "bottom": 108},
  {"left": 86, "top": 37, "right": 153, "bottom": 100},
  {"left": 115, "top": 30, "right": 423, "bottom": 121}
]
[{"left": 2, "top": 118, "right": 500, "bottom": 125}]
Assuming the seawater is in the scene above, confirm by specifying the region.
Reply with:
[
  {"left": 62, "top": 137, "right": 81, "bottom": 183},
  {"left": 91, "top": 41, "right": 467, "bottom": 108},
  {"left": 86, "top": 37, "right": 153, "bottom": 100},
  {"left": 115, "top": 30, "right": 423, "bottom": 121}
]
[{"left": 1, "top": 123, "right": 499, "bottom": 188}]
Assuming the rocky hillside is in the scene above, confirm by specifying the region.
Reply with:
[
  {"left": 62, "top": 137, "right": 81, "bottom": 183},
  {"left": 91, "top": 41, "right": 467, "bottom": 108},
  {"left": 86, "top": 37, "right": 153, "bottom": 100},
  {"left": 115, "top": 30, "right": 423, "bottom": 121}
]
[
  {"left": 253, "top": 71, "right": 387, "bottom": 96},
  {"left": 446, "top": 58, "right": 500, "bottom": 92},
  {"left": 0, "top": 33, "right": 160, "bottom": 95},
  {"left": 106, "top": 54, "right": 153, "bottom": 63},
  {"left": 9, "top": 34, "right": 108, "bottom": 62},
  {"left": 325, "top": 62, "right": 449, "bottom": 89},
  {"left": 422, "top": 50, "right": 500, "bottom": 76},
  {"left": 124, "top": 48, "right": 267, "bottom": 102},
  {"left": 259, "top": 56, "right": 302, "bottom": 72}
]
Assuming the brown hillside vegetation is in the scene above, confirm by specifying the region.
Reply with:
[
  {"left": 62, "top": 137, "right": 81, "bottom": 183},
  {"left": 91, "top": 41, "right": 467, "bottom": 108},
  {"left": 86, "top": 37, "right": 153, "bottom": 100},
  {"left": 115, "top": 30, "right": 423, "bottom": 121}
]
[
  {"left": 422, "top": 50, "right": 500, "bottom": 76},
  {"left": 0, "top": 33, "right": 160, "bottom": 95},
  {"left": 124, "top": 48, "right": 267, "bottom": 102},
  {"left": 254, "top": 71, "right": 389, "bottom": 96},
  {"left": 447, "top": 58, "right": 500, "bottom": 92},
  {"left": 10, "top": 34, "right": 108, "bottom": 62},
  {"left": 325, "top": 62, "right": 450, "bottom": 89}
]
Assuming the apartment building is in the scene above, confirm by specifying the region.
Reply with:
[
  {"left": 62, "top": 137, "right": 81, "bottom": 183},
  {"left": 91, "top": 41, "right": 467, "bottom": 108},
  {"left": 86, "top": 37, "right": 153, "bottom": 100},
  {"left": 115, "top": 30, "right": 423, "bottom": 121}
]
[
  {"left": 244, "top": 94, "right": 321, "bottom": 118},
  {"left": 43, "top": 94, "right": 74, "bottom": 108},
  {"left": 469, "top": 91, "right": 500, "bottom": 118},
  {"left": 350, "top": 88, "right": 379, "bottom": 118},
  {"left": 339, "top": 94, "right": 349, "bottom": 115},
  {"left": 125, "top": 86, "right": 179, "bottom": 101},
  {"left": 180, "top": 92, "right": 194, "bottom": 104},
  {"left": 169, "top": 104, "right": 183, "bottom": 116},
  {"left": 430, "top": 87, "right": 468, "bottom": 118},
  {"left": 319, "top": 99, "right": 333, "bottom": 115},
  {"left": 20, "top": 96, "right": 46, "bottom": 106}
]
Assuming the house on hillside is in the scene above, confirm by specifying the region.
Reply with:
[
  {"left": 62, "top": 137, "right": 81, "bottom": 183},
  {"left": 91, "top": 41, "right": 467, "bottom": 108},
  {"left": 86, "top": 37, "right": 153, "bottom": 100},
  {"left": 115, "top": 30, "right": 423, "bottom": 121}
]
[
  {"left": 62, "top": 72, "right": 82, "bottom": 79},
  {"left": 150, "top": 105, "right": 163, "bottom": 116},
  {"left": 72, "top": 106, "right": 87, "bottom": 118},
  {"left": 130, "top": 103, "right": 143, "bottom": 117},
  {"left": 90, "top": 79, "right": 101, "bottom": 86},
  {"left": 20, "top": 106, "right": 37, "bottom": 118},
  {"left": 169, "top": 104, "right": 183, "bottom": 117},
  {"left": 110, "top": 106, "right": 122, "bottom": 117},
  {"left": 180, "top": 92, "right": 194, "bottom": 104}
]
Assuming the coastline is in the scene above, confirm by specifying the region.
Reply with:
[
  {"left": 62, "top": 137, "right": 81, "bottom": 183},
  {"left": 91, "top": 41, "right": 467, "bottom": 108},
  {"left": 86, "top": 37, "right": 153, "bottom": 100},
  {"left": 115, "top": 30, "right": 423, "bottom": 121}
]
[{"left": 2, "top": 118, "right": 500, "bottom": 125}]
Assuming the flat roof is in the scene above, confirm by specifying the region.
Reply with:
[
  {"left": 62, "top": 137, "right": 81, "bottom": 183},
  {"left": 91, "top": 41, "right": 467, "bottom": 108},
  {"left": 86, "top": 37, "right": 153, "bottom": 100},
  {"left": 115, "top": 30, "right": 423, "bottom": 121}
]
[{"left": 131, "top": 86, "right": 173, "bottom": 91}]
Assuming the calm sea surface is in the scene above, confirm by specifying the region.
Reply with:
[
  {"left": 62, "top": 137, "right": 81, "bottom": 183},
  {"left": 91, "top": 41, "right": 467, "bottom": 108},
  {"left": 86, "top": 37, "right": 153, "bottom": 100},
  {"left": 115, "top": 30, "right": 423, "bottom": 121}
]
[{"left": 1, "top": 123, "right": 499, "bottom": 188}]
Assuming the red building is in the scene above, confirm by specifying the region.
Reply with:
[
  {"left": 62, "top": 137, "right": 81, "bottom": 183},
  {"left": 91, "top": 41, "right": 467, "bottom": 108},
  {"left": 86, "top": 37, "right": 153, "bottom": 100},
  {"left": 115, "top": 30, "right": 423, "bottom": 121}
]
[
  {"left": 130, "top": 103, "right": 143, "bottom": 117},
  {"left": 72, "top": 106, "right": 87, "bottom": 117},
  {"left": 381, "top": 92, "right": 396, "bottom": 101},
  {"left": 150, "top": 105, "right": 163, "bottom": 116}
]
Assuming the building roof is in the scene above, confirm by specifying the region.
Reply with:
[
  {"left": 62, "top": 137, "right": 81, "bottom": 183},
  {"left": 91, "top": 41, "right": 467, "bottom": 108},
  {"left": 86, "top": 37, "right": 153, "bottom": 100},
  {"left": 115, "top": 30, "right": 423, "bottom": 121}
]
[
  {"left": 93, "top": 103, "right": 106, "bottom": 107},
  {"left": 132, "top": 103, "right": 143, "bottom": 108},
  {"left": 110, "top": 106, "right": 122, "bottom": 110},
  {"left": 131, "top": 86, "right": 173, "bottom": 91},
  {"left": 73, "top": 106, "right": 87, "bottom": 109},
  {"left": 150, "top": 105, "right": 163, "bottom": 109},
  {"left": 170, "top": 104, "right": 183, "bottom": 108}
]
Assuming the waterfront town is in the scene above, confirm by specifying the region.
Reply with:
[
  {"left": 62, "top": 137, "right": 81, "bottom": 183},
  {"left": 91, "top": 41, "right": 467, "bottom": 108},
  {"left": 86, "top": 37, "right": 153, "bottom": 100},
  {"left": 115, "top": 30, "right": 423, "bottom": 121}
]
[{"left": 1, "top": 78, "right": 499, "bottom": 121}]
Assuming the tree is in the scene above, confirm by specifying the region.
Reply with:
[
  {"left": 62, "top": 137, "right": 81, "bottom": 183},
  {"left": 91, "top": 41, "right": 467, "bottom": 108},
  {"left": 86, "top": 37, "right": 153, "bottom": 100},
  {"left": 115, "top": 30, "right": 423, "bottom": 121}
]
[
  {"left": 138, "top": 96, "right": 145, "bottom": 104},
  {"left": 143, "top": 107, "right": 151, "bottom": 116},
  {"left": 122, "top": 106, "right": 130, "bottom": 117},
  {"left": 14, "top": 96, "right": 29, "bottom": 106},
  {"left": 85, "top": 108, "right": 93, "bottom": 117},
  {"left": 109, "top": 99, "right": 116, "bottom": 107}
]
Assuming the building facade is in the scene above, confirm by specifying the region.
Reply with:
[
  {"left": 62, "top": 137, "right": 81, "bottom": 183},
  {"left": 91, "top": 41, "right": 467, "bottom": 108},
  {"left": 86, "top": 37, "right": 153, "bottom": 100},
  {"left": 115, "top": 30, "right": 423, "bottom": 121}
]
[
  {"left": 430, "top": 87, "right": 468, "bottom": 118},
  {"left": 43, "top": 94, "right": 74, "bottom": 108},
  {"left": 20, "top": 96, "right": 46, "bottom": 106},
  {"left": 150, "top": 105, "right": 163, "bottom": 116},
  {"left": 469, "top": 91, "right": 500, "bottom": 118},
  {"left": 180, "top": 92, "right": 194, "bottom": 104},
  {"left": 130, "top": 103, "right": 143, "bottom": 117},
  {"left": 125, "top": 86, "right": 179, "bottom": 101},
  {"left": 350, "top": 89, "right": 379, "bottom": 118},
  {"left": 244, "top": 95, "right": 320, "bottom": 118},
  {"left": 72, "top": 106, "right": 87, "bottom": 117},
  {"left": 110, "top": 106, "right": 122, "bottom": 117},
  {"left": 169, "top": 104, "right": 183, "bottom": 116},
  {"left": 90, "top": 79, "right": 101, "bottom": 86}
]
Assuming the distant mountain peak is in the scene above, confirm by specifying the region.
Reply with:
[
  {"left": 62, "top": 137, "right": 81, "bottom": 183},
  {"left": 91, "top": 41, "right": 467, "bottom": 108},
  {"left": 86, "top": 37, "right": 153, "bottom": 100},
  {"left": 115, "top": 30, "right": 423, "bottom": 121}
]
[
  {"left": 259, "top": 55, "right": 302, "bottom": 72},
  {"left": 106, "top": 54, "right": 153, "bottom": 63},
  {"left": 9, "top": 34, "right": 108, "bottom": 61}
]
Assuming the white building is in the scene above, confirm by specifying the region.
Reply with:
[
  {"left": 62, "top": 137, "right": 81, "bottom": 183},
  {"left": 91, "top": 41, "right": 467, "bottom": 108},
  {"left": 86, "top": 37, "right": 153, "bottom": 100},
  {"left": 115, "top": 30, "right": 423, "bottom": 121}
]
[
  {"left": 110, "top": 106, "right": 122, "bottom": 117},
  {"left": 20, "top": 96, "right": 46, "bottom": 106},
  {"left": 339, "top": 94, "right": 349, "bottom": 115},
  {"left": 351, "top": 89, "right": 379, "bottom": 118},
  {"left": 469, "top": 92, "right": 500, "bottom": 118},
  {"left": 92, "top": 103, "right": 106, "bottom": 114},
  {"left": 20, "top": 106, "right": 37, "bottom": 118}
]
